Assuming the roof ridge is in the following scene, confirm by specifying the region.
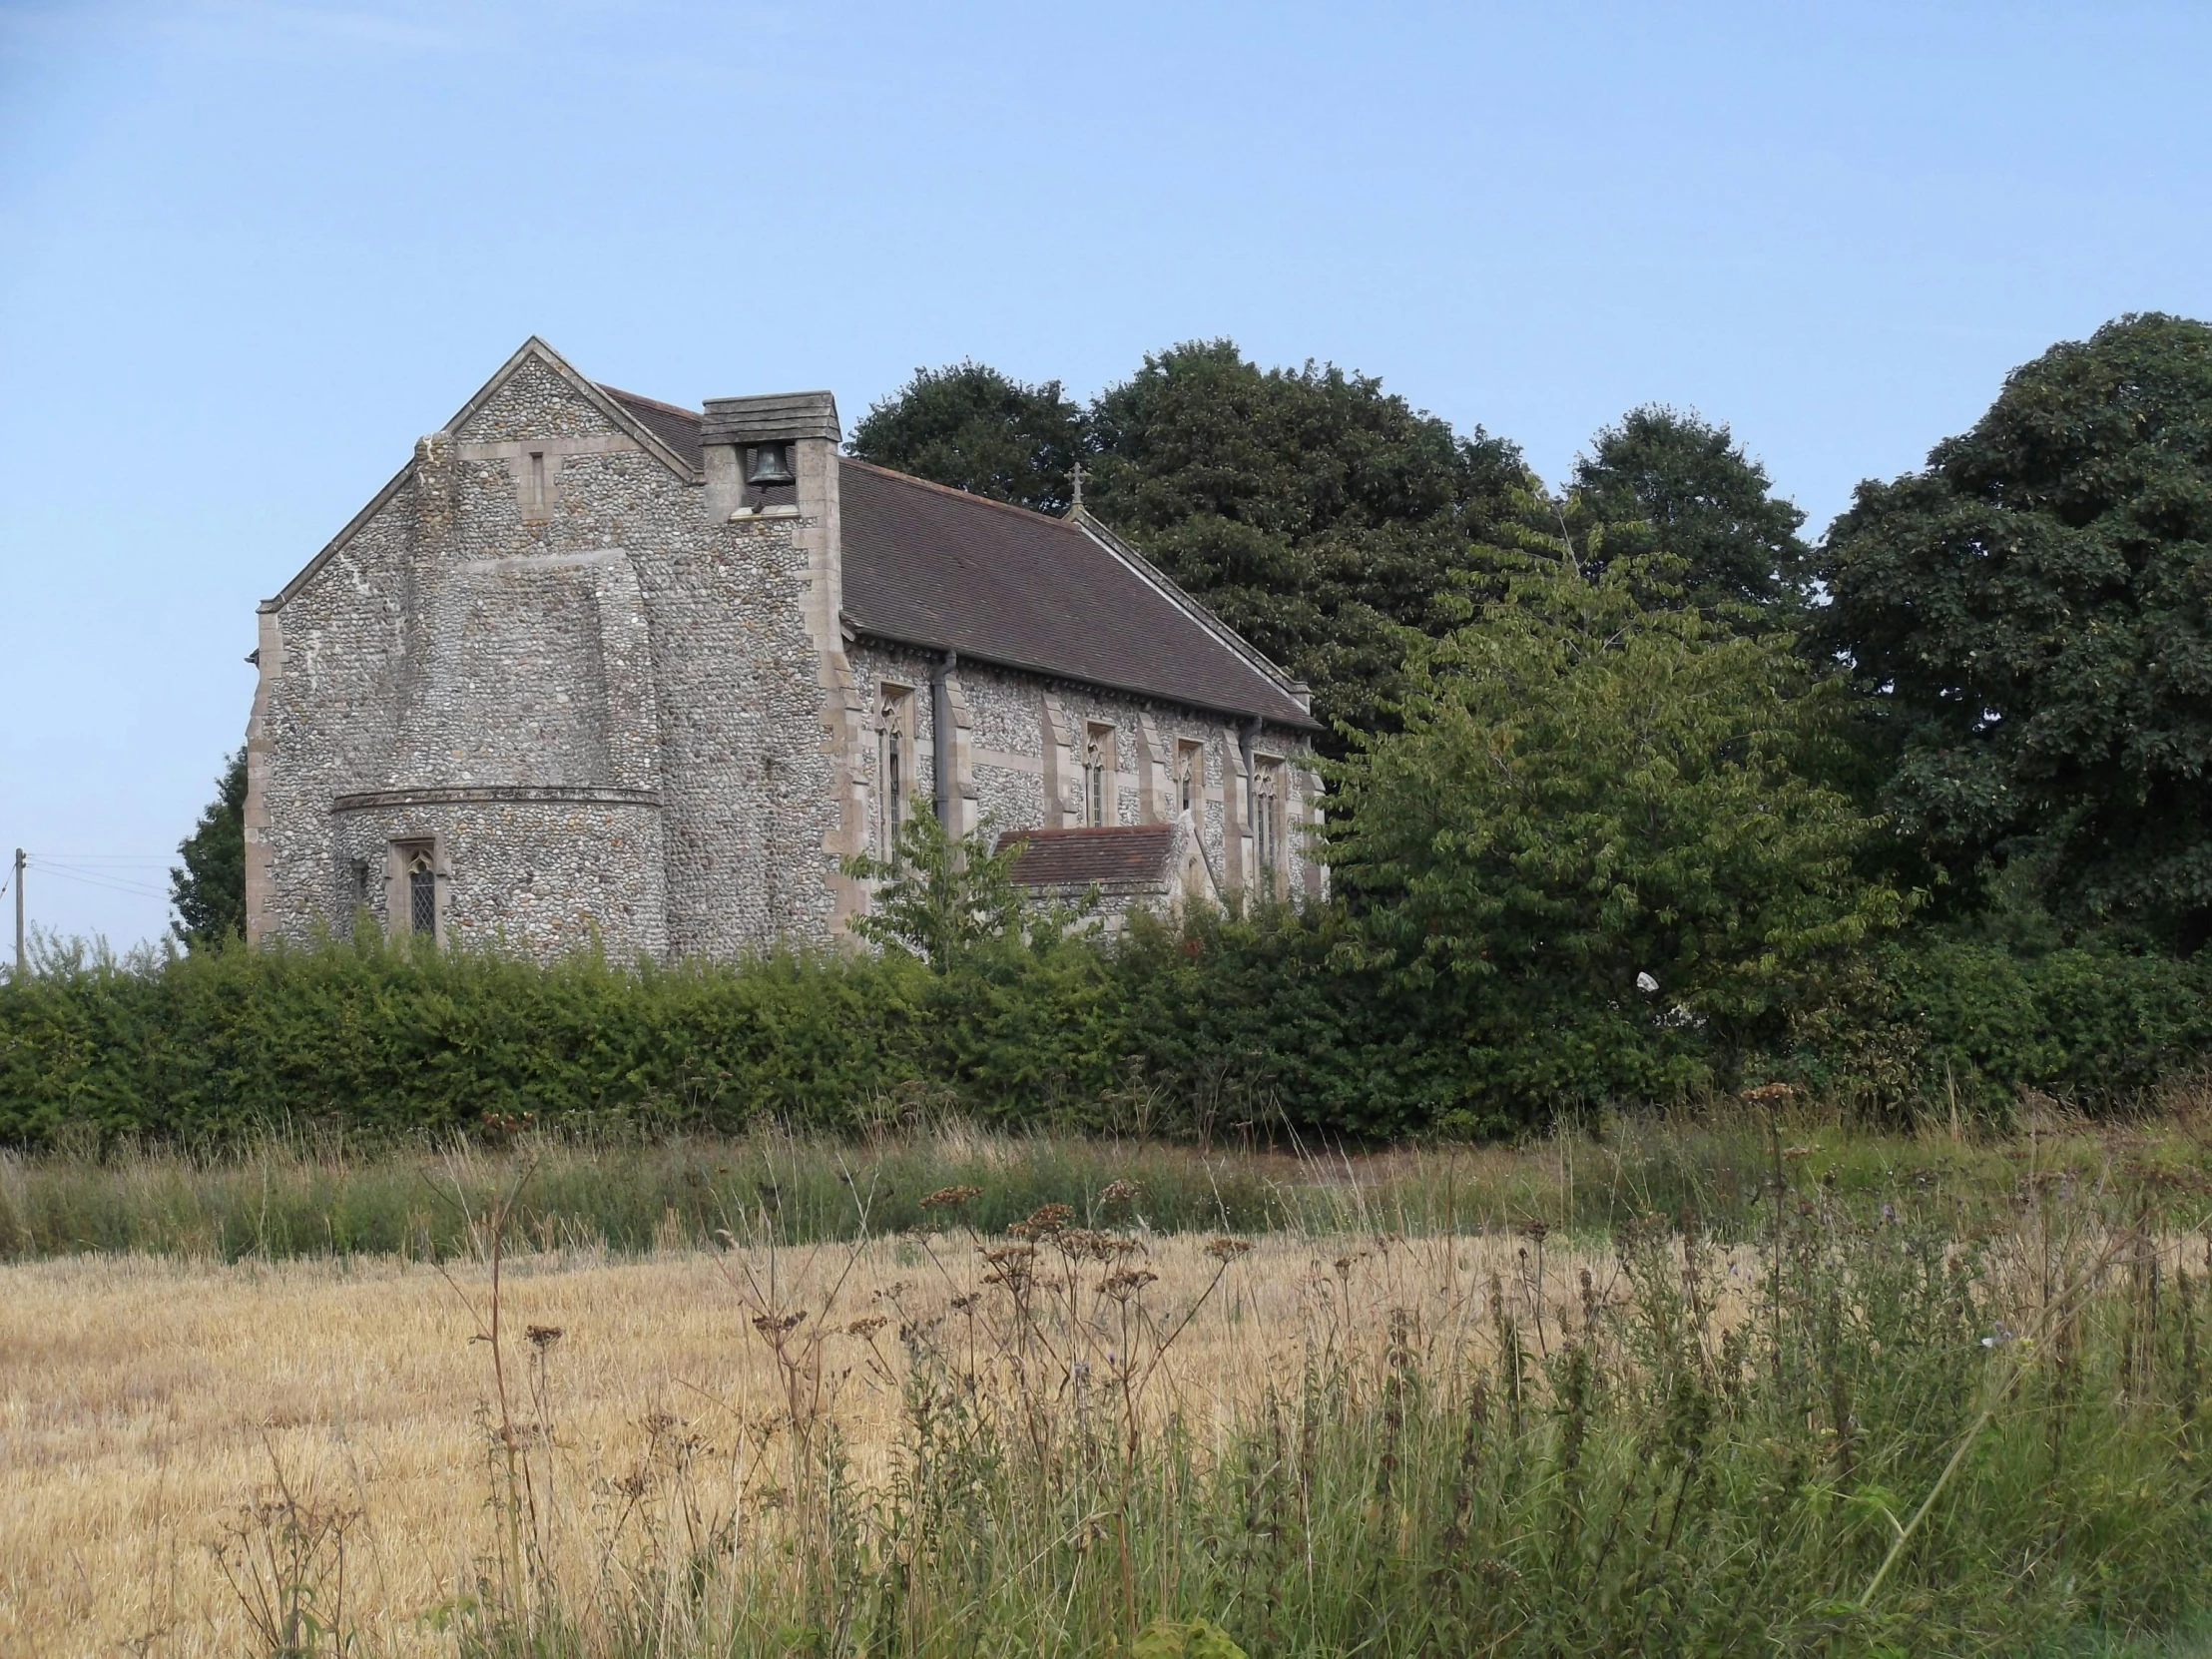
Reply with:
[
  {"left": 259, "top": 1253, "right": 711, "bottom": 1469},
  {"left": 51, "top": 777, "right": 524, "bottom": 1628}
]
[
  {"left": 599, "top": 384, "right": 704, "bottom": 422},
  {"left": 838, "top": 455, "right": 1088, "bottom": 530}
]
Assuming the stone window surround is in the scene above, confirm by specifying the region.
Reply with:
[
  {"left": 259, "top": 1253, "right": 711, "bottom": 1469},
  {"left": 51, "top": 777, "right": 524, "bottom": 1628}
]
[
  {"left": 1175, "top": 738, "right": 1205, "bottom": 820},
  {"left": 384, "top": 835, "right": 449, "bottom": 947},
  {"left": 1252, "top": 754, "right": 1286, "bottom": 894},
  {"left": 876, "top": 682, "right": 917, "bottom": 855},
  {"left": 1082, "top": 722, "right": 1117, "bottom": 828}
]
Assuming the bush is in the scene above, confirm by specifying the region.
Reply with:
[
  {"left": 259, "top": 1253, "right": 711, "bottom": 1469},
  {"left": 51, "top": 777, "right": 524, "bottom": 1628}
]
[
  {"left": 0, "top": 932, "right": 1125, "bottom": 1150},
  {"left": 9, "top": 914, "right": 2212, "bottom": 1150}
]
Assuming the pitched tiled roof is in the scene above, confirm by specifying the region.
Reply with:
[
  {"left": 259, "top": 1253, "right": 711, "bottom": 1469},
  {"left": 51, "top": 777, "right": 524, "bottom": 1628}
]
[
  {"left": 839, "top": 461, "right": 1315, "bottom": 727},
  {"left": 589, "top": 387, "right": 1315, "bottom": 730},
  {"left": 601, "top": 385, "right": 707, "bottom": 468},
  {"left": 996, "top": 825, "right": 1179, "bottom": 889}
]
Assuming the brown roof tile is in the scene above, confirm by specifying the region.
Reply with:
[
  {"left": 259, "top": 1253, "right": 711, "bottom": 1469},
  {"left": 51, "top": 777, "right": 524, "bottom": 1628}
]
[
  {"left": 996, "top": 825, "right": 1179, "bottom": 889},
  {"left": 600, "top": 385, "right": 706, "bottom": 468},
  {"left": 839, "top": 460, "right": 1315, "bottom": 727}
]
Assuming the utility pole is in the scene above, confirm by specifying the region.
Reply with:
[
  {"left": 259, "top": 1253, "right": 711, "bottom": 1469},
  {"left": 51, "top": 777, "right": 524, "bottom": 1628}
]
[{"left": 11, "top": 848, "right": 22, "bottom": 982}]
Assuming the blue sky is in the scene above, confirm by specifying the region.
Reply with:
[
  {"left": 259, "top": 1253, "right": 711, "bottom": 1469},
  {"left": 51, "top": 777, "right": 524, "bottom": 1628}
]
[{"left": 4, "top": 0, "right": 2209, "bottom": 949}]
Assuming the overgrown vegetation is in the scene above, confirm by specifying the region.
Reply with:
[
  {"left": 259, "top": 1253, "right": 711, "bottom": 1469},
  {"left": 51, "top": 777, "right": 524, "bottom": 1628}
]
[
  {"left": 14, "top": 865, "right": 2212, "bottom": 1150},
  {"left": 11, "top": 909, "right": 2212, "bottom": 1152},
  {"left": 7, "top": 1101, "right": 2209, "bottom": 1265},
  {"left": 225, "top": 1121, "right": 2212, "bottom": 1658}
]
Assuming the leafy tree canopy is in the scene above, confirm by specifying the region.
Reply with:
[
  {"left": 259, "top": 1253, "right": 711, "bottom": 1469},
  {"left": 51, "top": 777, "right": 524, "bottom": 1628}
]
[
  {"left": 1571, "top": 405, "right": 1811, "bottom": 623},
  {"left": 850, "top": 341, "right": 1523, "bottom": 745},
  {"left": 1085, "top": 341, "right": 1523, "bottom": 742},
  {"left": 1814, "top": 312, "right": 2212, "bottom": 949},
  {"left": 1327, "top": 552, "right": 1906, "bottom": 1115},
  {"left": 170, "top": 749, "right": 246, "bottom": 949},
  {"left": 843, "top": 809, "right": 1080, "bottom": 968},
  {"left": 849, "top": 361, "right": 1087, "bottom": 515}
]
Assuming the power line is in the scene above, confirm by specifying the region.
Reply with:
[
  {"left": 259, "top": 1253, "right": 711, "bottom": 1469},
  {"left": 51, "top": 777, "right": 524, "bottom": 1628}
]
[
  {"left": 33, "top": 865, "right": 172, "bottom": 900},
  {"left": 37, "top": 857, "right": 172, "bottom": 876},
  {"left": 30, "top": 857, "right": 172, "bottom": 871}
]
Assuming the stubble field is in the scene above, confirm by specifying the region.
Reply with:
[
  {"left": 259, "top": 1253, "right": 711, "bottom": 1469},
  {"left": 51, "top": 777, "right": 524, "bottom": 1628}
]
[{"left": 4, "top": 1120, "right": 2212, "bottom": 1657}]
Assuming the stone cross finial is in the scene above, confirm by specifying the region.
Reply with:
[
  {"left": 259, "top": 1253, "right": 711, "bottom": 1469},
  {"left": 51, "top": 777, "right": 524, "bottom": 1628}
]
[{"left": 1069, "top": 461, "right": 1086, "bottom": 509}]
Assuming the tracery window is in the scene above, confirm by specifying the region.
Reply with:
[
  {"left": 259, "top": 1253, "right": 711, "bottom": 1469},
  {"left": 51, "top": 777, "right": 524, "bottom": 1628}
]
[
  {"left": 1176, "top": 741, "right": 1203, "bottom": 818},
  {"left": 407, "top": 848, "right": 437, "bottom": 936},
  {"left": 1253, "top": 761, "right": 1283, "bottom": 881},
  {"left": 1084, "top": 725, "right": 1114, "bottom": 828},
  {"left": 878, "top": 686, "right": 914, "bottom": 857}
]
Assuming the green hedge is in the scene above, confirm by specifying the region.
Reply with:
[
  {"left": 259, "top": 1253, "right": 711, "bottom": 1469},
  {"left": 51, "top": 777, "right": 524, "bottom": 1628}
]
[
  {"left": 4, "top": 921, "right": 2210, "bottom": 1150},
  {"left": 1874, "top": 939, "right": 2212, "bottom": 1111},
  {"left": 0, "top": 934, "right": 1123, "bottom": 1147}
]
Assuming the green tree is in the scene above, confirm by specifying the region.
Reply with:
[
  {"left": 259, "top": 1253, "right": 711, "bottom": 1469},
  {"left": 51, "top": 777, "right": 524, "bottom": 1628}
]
[
  {"left": 170, "top": 749, "right": 246, "bottom": 949},
  {"left": 1328, "top": 552, "right": 1906, "bottom": 1116},
  {"left": 1572, "top": 404, "right": 1810, "bottom": 622},
  {"left": 848, "top": 361, "right": 1088, "bottom": 514},
  {"left": 1085, "top": 340, "right": 1524, "bottom": 742},
  {"left": 851, "top": 341, "right": 1524, "bottom": 745},
  {"left": 842, "top": 809, "right": 1034, "bottom": 968},
  {"left": 1814, "top": 313, "right": 2212, "bottom": 949}
]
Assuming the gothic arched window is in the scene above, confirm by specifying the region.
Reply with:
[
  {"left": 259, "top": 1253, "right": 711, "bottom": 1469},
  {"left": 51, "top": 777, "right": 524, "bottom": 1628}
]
[
  {"left": 878, "top": 686, "right": 914, "bottom": 857},
  {"left": 1253, "top": 762, "right": 1283, "bottom": 883},
  {"left": 1084, "top": 725, "right": 1114, "bottom": 828},
  {"left": 406, "top": 848, "right": 437, "bottom": 937}
]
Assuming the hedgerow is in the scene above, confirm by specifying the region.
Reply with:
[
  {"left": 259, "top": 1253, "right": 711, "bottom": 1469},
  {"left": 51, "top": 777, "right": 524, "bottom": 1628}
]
[{"left": 6, "top": 914, "right": 2212, "bottom": 1150}]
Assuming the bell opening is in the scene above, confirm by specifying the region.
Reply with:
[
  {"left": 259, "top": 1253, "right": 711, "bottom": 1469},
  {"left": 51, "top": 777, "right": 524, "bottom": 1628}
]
[{"left": 747, "top": 442, "right": 796, "bottom": 484}]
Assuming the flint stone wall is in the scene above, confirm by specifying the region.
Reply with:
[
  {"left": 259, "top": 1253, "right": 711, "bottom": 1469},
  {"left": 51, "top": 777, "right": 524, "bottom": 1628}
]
[{"left": 253, "top": 348, "right": 1319, "bottom": 966}]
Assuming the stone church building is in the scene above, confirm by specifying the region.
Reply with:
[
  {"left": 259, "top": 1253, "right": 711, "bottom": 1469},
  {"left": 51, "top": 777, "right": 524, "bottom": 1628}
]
[{"left": 244, "top": 338, "right": 1323, "bottom": 961}]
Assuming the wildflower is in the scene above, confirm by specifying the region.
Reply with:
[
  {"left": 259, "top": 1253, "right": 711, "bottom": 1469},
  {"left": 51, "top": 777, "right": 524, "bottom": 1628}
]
[
  {"left": 845, "top": 1316, "right": 888, "bottom": 1339},
  {"left": 1099, "top": 1179, "right": 1140, "bottom": 1207},
  {"left": 918, "top": 1185, "right": 982, "bottom": 1211},
  {"left": 1206, "top": 1236, "right": 1254, "bottom": 1262},
  {"left": 525, "top": 1325, "right": 564, "bottom": 1350}
]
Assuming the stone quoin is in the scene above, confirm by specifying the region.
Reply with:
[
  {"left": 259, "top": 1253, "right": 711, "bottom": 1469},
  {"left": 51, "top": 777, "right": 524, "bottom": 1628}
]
[{"left": 245, "top": 338, "right": 1324, "bottom": 960}]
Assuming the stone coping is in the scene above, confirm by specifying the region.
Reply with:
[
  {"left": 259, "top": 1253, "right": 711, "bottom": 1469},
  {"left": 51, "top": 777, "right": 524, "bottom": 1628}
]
[{"left": 329, "top": 785, "right": 662, "bottom": 813}]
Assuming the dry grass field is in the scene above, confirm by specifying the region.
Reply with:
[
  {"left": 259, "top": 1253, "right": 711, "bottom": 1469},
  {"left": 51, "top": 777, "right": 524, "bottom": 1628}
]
[
  {"left": 6, "top": 1122, "right": 2211, "bottom": 1657},
  {"left": 1, "top": 1226, "right": 1623, "bottom": 1658}
]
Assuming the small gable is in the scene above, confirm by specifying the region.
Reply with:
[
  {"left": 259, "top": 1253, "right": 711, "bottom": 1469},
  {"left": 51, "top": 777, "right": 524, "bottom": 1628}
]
[
  {"left": 455, "top": 353, "right": 627, "bottom": 444},
  {"left": 444, "top": 338, "right": 698, "bottom": 481}
]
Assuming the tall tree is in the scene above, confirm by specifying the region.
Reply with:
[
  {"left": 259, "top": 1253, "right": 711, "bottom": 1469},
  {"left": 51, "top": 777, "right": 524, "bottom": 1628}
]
[
  {"left": 1572, "top": 405, "right": 1811, "bottom": 622},
  {"left": 1815, "top": 312, "right": 2212, "bottom": 949},
  {"left": 849, "top": 341, "right": 1523, "bottom": 745},
  {"left": 1329, "top": 549, "right": 1902, "bottom": 1118},
  {"left": 171, "top": 749, "right": 247, "bottom": 948},
  {"left": 1085, "top": 340, "right": 1523, "bottom": 742},
  {"left": 848, "top": 361, "right": 1088, "bottom": 514}
]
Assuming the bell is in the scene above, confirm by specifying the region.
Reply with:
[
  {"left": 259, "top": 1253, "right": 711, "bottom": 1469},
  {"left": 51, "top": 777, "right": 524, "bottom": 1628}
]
[{"left": 747, "top": 442, "right": 795, "bottom": 484}]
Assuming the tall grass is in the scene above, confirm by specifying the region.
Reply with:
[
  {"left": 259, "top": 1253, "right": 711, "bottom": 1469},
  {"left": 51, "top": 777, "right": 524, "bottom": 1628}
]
[
  {"left": 397, "top": 1164, "right": 2212, "bottom": 1658},
  {"left": 7, "top": 1101, "right": 2209, "bottom": 1263}
]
